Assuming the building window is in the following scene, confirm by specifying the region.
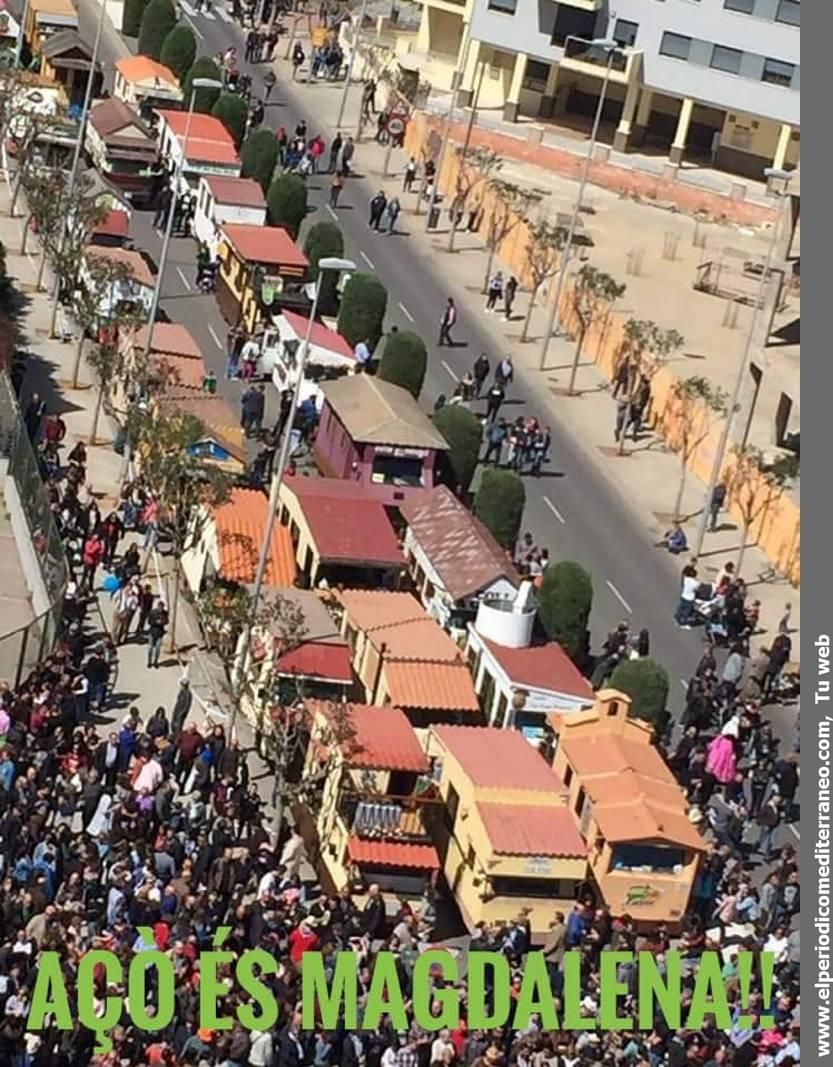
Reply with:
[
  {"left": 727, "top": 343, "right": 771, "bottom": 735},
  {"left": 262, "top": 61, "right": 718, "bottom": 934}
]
[
  {"left": 444, "top": 783, "right": 460, "bottom": 832},
  {"left": 723, "top": 0, "right": 754, "bottom": 11},
  {"left": 573, "top": 786, "right": 586, "bottom": 819},
  {"left": 487, "top": 0, "right": 516, "bottom": 12},
  {"left": 613, "top": 18, "right": 638, "bottom": 47},
  {"left": 659, "top": 32, "right": 691, "bottom": 61},
  {"left": 775, "top": 0, "right": 800, "bottom": 26},
  {"left": 494, "top": 692, "right": 509, "bottom": 727},
  {"left": 563, "top": 765, "right": 573, "bottom": 788},
  {"left": 710, "top": 44, "right": 743, "bottom": 74},
  {"left": 762, "top": 57, "right": 796, "bottom": 87},
  {"left": 551, "top": 4, "right": 596, "bottom": 46},
  {"left": 607, "top": 701, "right": 619, "bottom": 716},
  {"left": 522, "top": 59, "right": 550, "bottom": 93}
]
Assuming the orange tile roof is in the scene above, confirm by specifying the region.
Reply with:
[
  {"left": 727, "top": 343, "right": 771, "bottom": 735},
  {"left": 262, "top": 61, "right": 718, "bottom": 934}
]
[
  {"left": 116, "top": 55, "right": 178, "bottom": 88},
  {"left": 154, "top": 393, "right": 245, "bottom": 464},
  {"left": 309, "top": 701, "right": 428, "bottom": 772},
  {"left": 222, "top": 223, "right": 308, "bottom": 269},
  {"left": 592, "top": 798, "right": 707, "bottom": 852},
  {"left": 477, "top": 802, "right": 587, "bottom": 857},
  {"left": 337, "top": 590, "right": 463, "bottom": 661},
  {"left": 482, "top": 637, "right": 594, "bottom": 702},
  {"left": 383, "top": 661, "right": 479, "bottom": 713},
  {"left": 433, "top": 726, "right": 565, "bottom": 792},
  {"left": 213, "top": 488, "right": 297, "bottom": 586},
  {"left": 347, "top": 837, "right": 439, "bottom": 870},
  {"left": 151, "top": 353, "right": 206, "bottom": 391},
  {"left": 86, "top": 246, "right": 156, "bottom": 289},
  {"left": 583, "top": 769, "right": 684, "bottom": 810},
  {"left": 138, "top": 322, "right": 202, "bottom": 360},
  {"left": 157, "top": 110, "right": 240, "bottom": 166},
  {"left": 558, "top": 734, "right": 678, "bottom": 785}
]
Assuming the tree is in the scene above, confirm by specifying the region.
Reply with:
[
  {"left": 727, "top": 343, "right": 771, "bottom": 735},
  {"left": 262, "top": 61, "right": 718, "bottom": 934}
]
[
  {"left": 69, "top": 253, "right": 136, "bottom": 389},
  {"left": 377, "top": 330, "right": 427, "bottom": 400},
  {"left": 137, "top": 0, "right": 177, "bottom": 61},
  {"left": 303, "top": 221, "right": 344, "bottom": 316},
  {"left": 266, "top": 173, "right": 308, "bottom": 237},
  {"left": 86, "top": 315, "right": 142, "bottom": 445},
  {"left": 668, "top": 376, "right": 727, "bottom": 520},
  {"left": 521, "top": 221, "right": 568, "bottom": 343},
  {"left": 566, "top": 265, "right": 626, "bottom": 394},
  {"left": 482, "top": 179, "right": 541, "bottom": 293},
  {"left": 211, "top": 93, "right": 248, "bottom": 148},
  {"left": 241, "top": 129, "right": 279, "bottom": 194},
  {"left": 433, "top": 404, "right": 482, "bottom": 495},
  {"left": 122, "top": 0, "right": 149, "bottom": 36},
  {"left": 729, "top": 445, "right": 793, "bottom": 575},
  {"left": 609, "top": 659, "right": 670, "bottom": 735},
  {"left": 160, "top": 24, "right": 197, "bottom": 83},
  {"left": 183, "top": 57, "right": 223, "bottom": 113},
  {"left": 614, "top": 319, "right": 686, "bottom": 454},
  {"left": 133, "top": 408, "right": 232, "bottom": 651},
  {"left": 537, "top": 560, "right": 593, "bottom": 662},
  {"left": 447, "top": 146, "right": 502, "bottom": 253},
  {"left": 337, "top": 272, "right": 387, "bottom": 350},
  {"left": 474, "top": 468, "right": 526, "bottom": 550}
]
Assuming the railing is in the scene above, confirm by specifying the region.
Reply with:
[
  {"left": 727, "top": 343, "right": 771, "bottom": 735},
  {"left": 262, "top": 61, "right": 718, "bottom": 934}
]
[
  {"left": 339, "top": 790, "right": 442, "bottom": 841},
  {"left": 0, "top": 370, "right": 69, "bottom": 686}
]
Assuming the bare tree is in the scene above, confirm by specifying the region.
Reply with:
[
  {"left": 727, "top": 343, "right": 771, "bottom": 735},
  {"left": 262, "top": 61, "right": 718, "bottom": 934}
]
[
  {"left": 85, "top": 307, "right": 146, "bottom": 444},
  {"left": 446, "top": 146, "right": 501, "bottom": 253},
  {"left": 668, "top": 376, "right": 728, "bottom": 521},
  {"left": 613, "top": 319, "right": 686, "bottom": 455},
  {"left": 729, "top": 445, "right": 794, "bottom": 575},
  {"left": 481, "top": 178, "right": 541, "bottom": 293},
  {"left": 566, "top": 264, "right": 626, "bottom": 395},
  {"left": 70, "top": 253, "right": 137, "bottom": 389},
  {"left": 520, "top": 220, "right": 568, "bottom": 343}
]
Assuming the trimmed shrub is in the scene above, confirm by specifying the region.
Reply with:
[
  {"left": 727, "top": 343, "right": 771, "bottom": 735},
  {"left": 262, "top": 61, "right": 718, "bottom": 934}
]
[
  {"left": 241, "top": 129, "right": 279, "bottom": 194},
  {"left": 377, "top": 330, "right": 427, "bottom": 400},
  {"left": 473, "top": 468, "right": 526, "bottom": 550},
  {"left": 182, "top": 57, "right": 223, "bottom": 114},
  {"left": 433, "top": 404, "right": 482, "bottom": 493},
  {"left": 609, "top": 658, "right": 671, "bottom": 734},
  {"left": 266, "top": 173, "right": 308, "bottom": 238},
  {"left": 337, "top": 272, "right": 387, "bottom": 351},
  {"left": 537, "top": 560, "right": 593, "bottom": 661},
  {"left": 159, "top": 24, "right": 197, "bottom": 83},
  {"left": 211, "top": 93, "right": 248, "bottom": 147},
  {"left": 137, "top": 0, "right": 177, "bottom": 61},
  {"left": 303, "top": 221, "right": 344, "bottom": 316},
  {"left": 122, "top": 0, "right": 149, "bottom": 36}
]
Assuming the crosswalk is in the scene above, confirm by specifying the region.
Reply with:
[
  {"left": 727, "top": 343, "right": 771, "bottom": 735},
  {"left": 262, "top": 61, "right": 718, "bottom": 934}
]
[{"left": 179, "top": 0, "right": 234, "bottom": 21}]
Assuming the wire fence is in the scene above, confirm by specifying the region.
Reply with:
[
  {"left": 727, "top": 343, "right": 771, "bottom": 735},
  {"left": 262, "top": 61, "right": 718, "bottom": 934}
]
[{"left": 0, "top": 369, "right": 69, "bottom": 686}]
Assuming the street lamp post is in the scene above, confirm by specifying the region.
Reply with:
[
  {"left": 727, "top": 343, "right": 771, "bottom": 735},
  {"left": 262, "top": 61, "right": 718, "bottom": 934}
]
[
  {"left": 538, "top": 38, "right": 619, "bottom": 371},
  {"left": 229, "top": 256, "right": 356, "bottom": 718},
  {"left": 48, "top": 0, "right": 107, "bottom": 336},
  {"left": 692, "top": 167, "right": 792, "bottom": 558},
  {"left": 336, "top": 0, "right": 370, "bottom": 131},
  {"left": 13, "top": 0, "right": 30, "bottom": 68}
]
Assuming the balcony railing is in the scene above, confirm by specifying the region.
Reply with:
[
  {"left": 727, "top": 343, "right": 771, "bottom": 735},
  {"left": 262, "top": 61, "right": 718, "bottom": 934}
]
[
  {"left": 562, "top": 36, "right": 629, "bottom": 73},
  {"left": 339, "top": 790, "right": 442, "bottom": 842}
]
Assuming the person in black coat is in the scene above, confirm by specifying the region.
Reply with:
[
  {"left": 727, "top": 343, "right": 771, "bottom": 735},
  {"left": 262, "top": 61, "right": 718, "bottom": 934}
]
[{"left": 362, "top": 884, "right": 387, "bottom": 942}]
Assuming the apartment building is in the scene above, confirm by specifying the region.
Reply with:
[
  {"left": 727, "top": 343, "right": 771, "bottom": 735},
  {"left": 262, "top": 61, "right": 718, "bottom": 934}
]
[{"left": 415, "top": 0, "right": 799, "bottom": 178}]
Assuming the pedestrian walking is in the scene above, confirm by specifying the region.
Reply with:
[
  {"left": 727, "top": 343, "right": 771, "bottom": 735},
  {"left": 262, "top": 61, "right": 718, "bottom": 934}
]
[
  {"left": 485, "top": 381, "right": 505, "bottom": 423},
  {"left": 438, "top": 298, "right": 457, "bottom": 346},
  {"left": 146, "top": 599, "right": 169, "bottom": 669},
  {"left": 503, "top": 274, "right": 518, "bottom": 319},
  {"left": 472, "top": 352, "right": 490, "bottom": 397},
  {"left": 483, "top": 417, "right": 507, "bottom": 464},
  {"left": 403, "top": 157, "right": 417, "bottom": 192},
  {"left": 369, "top": 191, "right": 387, "bottom": 230},
  {"left": 385, "top": 196, "right": 400, "bottom": 234},
  {"left": 485, "top": 272, "right": 503, "bottom": 311}
]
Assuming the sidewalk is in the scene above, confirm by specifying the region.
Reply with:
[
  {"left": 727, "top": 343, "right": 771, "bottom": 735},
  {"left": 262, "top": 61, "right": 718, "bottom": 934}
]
[{"left": 272, "top": 50, "right": 801, "bottom": 658}]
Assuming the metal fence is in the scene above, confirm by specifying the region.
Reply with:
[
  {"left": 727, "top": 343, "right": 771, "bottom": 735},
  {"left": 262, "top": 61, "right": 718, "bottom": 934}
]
[{"left": 0, "top": 370, "right": 69, "bottom": 686}]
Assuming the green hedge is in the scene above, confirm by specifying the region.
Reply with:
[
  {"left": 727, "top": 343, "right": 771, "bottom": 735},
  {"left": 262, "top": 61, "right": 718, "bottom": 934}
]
[
  {"left": 337, "top": 273, "right": 387, "bottom": 350},
  {"left": 433, "top": 404, "right": 482, "bottom": 493},
  {"left": 377, "top": 330, "right": 428, "bottom": 400},
  {"left": 159, "top": 24, "right": 197, "bottom": 83},
  {"left": 266, "top": 173, "right": 308, "bottom": 238},
  {"left": 474, "top": 468, "right": 526, "bottom": 550},
  {"left": 137, "top": 0, "right": 177, "bottom": 61}
]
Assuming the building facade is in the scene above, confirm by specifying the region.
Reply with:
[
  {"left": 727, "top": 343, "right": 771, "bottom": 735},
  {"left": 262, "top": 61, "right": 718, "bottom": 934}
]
[{"left": 415, "top": 0, "right": 799, "bottom": 177}]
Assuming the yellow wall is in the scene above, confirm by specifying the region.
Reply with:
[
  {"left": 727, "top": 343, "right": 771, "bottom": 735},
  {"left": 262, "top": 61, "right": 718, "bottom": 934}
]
[
  {"left": 720, "top": 113, "right": 800, "bottom": 168},
  {"left": 279, "top": 486, "right": 321, "bottom": 584},
  {"left": 403, "top": 112, "right": 800, "bottom": 584}
]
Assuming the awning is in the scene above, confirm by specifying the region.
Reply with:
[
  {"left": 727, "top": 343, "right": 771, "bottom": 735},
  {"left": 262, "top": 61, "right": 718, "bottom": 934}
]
[{"left": 347, "top": 837, "right": 439, "bottom": 870}]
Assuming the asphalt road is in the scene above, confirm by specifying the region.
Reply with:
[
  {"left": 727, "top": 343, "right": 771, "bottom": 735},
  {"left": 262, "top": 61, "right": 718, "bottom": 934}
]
[{"left": 77, "top": 0, "right": 793, "bottom": 733}]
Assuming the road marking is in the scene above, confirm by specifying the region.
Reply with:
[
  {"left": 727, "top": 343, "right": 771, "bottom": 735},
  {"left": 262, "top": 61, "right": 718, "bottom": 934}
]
[
  {"left": 176, "top": 267, "right": 191, "bottom": 291},
  {"left": 179, "top": 0, "right": 196, "bottom": 11},
  {"left": 788, "top": 824, "right": 800, "bottom": 840},
  {"left": 201, "top": 7, "right": 216, "bottom": 18},
  {"left": 441, "top": 360, "right": 459, "bottom": 382},
  {"left": 680, "top": 679, "right": 688, "bottom": 690},
  {"left": 325, "top": 204, "right": 338, "bottom": 220},
  {"left": 542, "top": 495, "right": 565, "bottom": 525},
  {"left": 208, "top": 324, "right": 224, "bottom": 350},
  {"left": 359, "top": 250, "right": 375, "bottom": 270},
  {"left": 215, "top": 5, "right": 233, "bottom": 20},
  {"left": 605, "top": 579, "right": 632, "bottom": 614},
  {"left": 398, "top": 301, "right": 414, "bottom": 323},
  {"left": 182, "top": 13, "right": 204, "bottom": 38}
]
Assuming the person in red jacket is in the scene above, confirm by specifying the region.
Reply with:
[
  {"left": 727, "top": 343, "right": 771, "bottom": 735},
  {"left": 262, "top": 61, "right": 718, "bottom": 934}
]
[
  {"left": 81, "top": 530, "right": 106, "bottom": 590},
  {"left": 288, "top": 918, "right": 318, "bottom": 963}
]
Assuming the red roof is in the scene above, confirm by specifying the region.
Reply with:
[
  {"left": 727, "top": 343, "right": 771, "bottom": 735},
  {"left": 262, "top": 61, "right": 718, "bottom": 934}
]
[
  {"left": 433, "top": 726, "right": 565, "bottom": 792},
  {"left": 203, "top": 175, "right": 266, "bottom": 209},
  {"left": 477, "top": 802, "right": 587, "bottom": 857},
  {"left": 92, "top": 209, "right": 129, "bottom": 239},
  {"left": 275, "top": 641, "right": 353, "bottom": 684},
  {"left": 348, "top": 703, "right": 429, "bottom": 772},
  {"left": 222, "top": 223, "right": 308, "bottom": 269},
  {"left": 157, "top": 109, "right": 240, "bottom": 166},
  {"left": 298, "top": 495, "right": 402, "bottom": 566},
  {"left": 347, "top": 837, "right": 439, "bottom": 870},
  {"left": 481, "top": 637, "right": 594, "bottom": 701},
  {"left": 281, "top": 310, "right": 353, "bottom": 360}
]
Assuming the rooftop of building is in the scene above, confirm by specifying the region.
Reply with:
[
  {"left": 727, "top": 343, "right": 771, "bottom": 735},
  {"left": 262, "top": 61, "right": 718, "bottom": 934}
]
[
  {"left": 432, "top": 725, "right": 565, "bottom": 793},
  {"left": 213, "top": 488, "right": 297, "bottom": 587},
  {"left": 320, "top": 374, "right": 448, "bottom": 451},
  {"left": 221, "top": 223, "right": 308, "bottom": 269}
]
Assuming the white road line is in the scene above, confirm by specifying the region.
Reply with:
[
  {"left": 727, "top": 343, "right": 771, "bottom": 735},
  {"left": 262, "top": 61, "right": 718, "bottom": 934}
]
[
  {"left": 359, "top": 250, "right": 375, "bottom": 270},
  {"left": 208, "top": 324, "right": 224, "bottom": 350},
  {"left": 542, "top": 495, "right": 566, "bottom": 525},
  {"left": 441, "top": 360, "right": 459, "bottom": 382},
  {"left": 325, "top": 204, "right": 338, "bottom": 220},
  {"left": 788, "top": 824, "right": 800, "bottom": 840},
  {"left": 179, "top": 0, "right": 196, "bottom": 12},
  {"left": 182, "top": 12, "right": 204, "bottom": 39},
  {"left": 397, "top": 301, "right": 415, "bottom": 323},
  {"left": 606, "top": 579, "right": 632, "bottom": 614},
  {"left": 680, "top": 679, "right": 688, "bottom": 690},
  {"left": 176, "top": 267, "right": 191, "bottom": 291}
]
